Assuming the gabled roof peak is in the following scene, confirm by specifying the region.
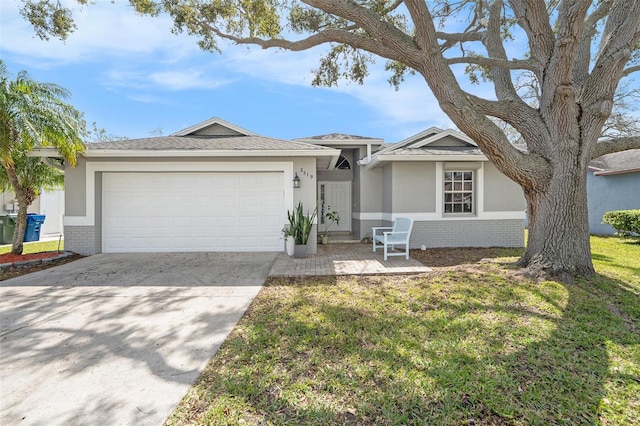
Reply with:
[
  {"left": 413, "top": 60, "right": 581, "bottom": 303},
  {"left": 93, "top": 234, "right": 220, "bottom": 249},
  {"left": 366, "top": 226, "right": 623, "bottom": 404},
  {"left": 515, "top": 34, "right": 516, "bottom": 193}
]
[{"left": 170, "top": 116, "right": 257, "bottom": 137}]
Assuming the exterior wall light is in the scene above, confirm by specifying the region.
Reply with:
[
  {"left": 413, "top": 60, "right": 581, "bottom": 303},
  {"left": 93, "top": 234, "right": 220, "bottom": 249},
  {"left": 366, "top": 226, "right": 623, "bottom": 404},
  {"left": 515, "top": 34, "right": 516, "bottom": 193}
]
[{"left": 293, "top": 173, "right": 301, "bottom": 189}]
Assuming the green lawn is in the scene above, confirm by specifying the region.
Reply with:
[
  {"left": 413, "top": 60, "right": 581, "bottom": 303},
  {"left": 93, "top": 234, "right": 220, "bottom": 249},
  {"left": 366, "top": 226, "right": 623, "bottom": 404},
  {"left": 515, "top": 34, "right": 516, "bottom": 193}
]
[
  {"left": 174, "top": 237, "right": 634, "bottom": 424},
  {"left": 0, "top": 239, "right": 64, "bottom": 255}
]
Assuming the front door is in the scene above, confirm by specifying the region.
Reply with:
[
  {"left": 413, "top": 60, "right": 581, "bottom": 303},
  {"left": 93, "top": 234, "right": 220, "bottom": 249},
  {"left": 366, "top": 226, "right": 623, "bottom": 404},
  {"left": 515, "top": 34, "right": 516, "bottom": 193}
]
[{"left": 318, "top": 181, "right": 351, "bottom": 233}]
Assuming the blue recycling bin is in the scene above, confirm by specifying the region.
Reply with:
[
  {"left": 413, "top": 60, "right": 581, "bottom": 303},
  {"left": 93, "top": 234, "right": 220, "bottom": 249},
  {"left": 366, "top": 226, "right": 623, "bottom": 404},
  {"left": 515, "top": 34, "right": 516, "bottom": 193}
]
[{"left": 24, "top": 213, "right": 46, "bottom": 242}]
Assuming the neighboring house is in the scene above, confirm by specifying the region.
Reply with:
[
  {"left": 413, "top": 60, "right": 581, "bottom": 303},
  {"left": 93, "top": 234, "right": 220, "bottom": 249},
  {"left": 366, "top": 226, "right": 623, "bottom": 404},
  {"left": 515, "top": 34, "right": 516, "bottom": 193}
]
[
  {"left": 1, "top": 189, "right": 65, "bottom": 238},
  {"left": 587, "top": 149, "right": 640, "bottom": 235},
  {"left": 31, "top": 117, "right": 526, "bottom": 255}
]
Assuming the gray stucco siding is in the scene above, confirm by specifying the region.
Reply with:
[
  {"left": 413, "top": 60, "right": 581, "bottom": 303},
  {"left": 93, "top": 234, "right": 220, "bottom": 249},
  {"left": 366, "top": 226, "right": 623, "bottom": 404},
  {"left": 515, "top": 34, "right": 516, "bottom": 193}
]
[
  {"left": 390, "top": 162, "right": 437, "bottom": 213},
  {"left": 483, "top": 163, "right": 525, "bottom": 212},
  {"left": 382, "top": 165, "right": 393, "bottom": 213},
  {"left": 64, "top": 157, "right": 87, "bottom": 216},
  {"left": 356, "top": 167, "right": 382, "bottom": 213},
  {"left": 587, "top": 171, "right": 640, "bottom": 235}
]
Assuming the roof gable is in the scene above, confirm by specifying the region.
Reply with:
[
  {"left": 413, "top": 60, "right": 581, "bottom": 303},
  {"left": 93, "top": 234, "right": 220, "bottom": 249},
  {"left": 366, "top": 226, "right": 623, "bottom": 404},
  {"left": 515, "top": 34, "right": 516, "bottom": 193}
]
[
  {"left": 362, "top": 128, "right": 484, "bottom": 168},
  {"left": 170, "top": 117, "right": 256, "bottom": 137},
  {"left": 409, "top": 129, "right": 477, "bottom": 148}
]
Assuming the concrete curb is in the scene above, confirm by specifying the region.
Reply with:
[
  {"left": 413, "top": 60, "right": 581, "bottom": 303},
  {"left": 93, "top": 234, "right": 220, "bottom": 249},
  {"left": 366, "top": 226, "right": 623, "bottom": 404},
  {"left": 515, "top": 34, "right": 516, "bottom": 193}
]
[{"left": 0, "top": 251, "right": 75, "bottom": 270}]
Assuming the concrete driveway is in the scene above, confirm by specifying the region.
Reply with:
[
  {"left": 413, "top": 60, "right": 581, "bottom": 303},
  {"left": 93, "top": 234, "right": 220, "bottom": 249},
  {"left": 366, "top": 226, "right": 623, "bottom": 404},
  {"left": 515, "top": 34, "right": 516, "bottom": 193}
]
[{"left": 0, "top": 252, "right": 277, "bottom": 426}]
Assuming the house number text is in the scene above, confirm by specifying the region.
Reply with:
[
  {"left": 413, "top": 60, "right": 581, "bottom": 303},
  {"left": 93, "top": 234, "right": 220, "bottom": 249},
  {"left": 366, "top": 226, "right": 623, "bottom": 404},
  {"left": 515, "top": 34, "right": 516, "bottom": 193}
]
[{"left": 299, "top": 168, "right": 314, "bottom": 179}]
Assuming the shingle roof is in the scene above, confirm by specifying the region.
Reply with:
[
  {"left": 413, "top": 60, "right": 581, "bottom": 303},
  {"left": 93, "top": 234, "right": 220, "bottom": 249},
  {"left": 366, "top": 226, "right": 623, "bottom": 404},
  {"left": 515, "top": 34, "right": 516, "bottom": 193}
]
[
  {"left": 87, "top": 135, "right": 335, "bottom": 151},
  {"left": 383, "top": 146, "right": 484, "bottom": 156},
  {"left": 589, "top": 149, "right": 640, "bottom": 175},
  {"left": 298, "top": 133, "right": 378, "bottom": 141}
]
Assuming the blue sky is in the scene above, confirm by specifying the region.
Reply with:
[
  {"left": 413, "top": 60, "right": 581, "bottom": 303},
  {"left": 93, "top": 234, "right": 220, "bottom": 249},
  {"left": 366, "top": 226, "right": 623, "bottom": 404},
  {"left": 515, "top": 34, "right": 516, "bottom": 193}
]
[{"left": 0, "top": 0, "right": 460, "bottom": 143}]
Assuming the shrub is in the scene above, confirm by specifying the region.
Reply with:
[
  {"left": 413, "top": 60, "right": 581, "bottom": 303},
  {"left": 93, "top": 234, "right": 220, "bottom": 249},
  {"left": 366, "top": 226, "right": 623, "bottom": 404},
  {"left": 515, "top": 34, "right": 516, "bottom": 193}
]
[
  {"left": 287, "top": 202, "right": 317, "bottom": 245},
  {"left": 602, "top": 209, "right": 640, "bottom": 237}
]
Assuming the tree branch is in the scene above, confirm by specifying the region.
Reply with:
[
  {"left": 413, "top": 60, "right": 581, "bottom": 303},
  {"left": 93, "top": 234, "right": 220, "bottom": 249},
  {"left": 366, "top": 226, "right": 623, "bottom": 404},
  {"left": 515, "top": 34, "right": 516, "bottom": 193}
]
[
  {"left": 198, "top": 19, "right": 407, "bottom": 64},
  {"left": 482, "top": 0, "right": 519, "bottom": 101},
  {"left": 592, "top": 136, "right": 640, "bottom": 159},
  {"left": 508, "top": 0, "right": 555, "bottom": 72},
  {"left": 436, "top": 30, "right": 484, "bottom": 43},
  {"left": 574, "top": 0, "right": 613, "bottom": 90},
  {"left": 301, "top": 0, "right": 430, "bottom": 68},
  {"left": 446, "top": 55, "right": 540, "bottom": 72},
  {"left": 622, "top": 65, "right": 640, "bottom": 77}
]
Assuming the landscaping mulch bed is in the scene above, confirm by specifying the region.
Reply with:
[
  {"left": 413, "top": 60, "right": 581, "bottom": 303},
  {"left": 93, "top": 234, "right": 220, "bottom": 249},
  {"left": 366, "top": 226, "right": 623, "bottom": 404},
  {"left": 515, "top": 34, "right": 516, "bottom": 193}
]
[
  {"left": 0, "top": 251, "right": 62, "bottom": 264},
  {"left": 409, "top": 246, "right": 524, "bottom": 268},
  {"left": 0, "top": 253, "right": 84, "bottom": 281}
]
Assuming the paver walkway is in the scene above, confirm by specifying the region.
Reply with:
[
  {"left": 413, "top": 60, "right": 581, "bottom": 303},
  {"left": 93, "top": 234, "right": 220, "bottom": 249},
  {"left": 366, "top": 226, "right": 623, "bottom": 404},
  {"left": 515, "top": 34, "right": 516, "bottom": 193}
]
[{"left": 269, "top": 242, "right": 431, "bottom": 277}]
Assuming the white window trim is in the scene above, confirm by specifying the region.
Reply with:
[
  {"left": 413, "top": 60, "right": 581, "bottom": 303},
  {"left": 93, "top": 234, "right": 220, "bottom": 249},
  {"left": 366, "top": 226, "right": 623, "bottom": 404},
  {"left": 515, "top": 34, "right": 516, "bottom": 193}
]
[
  {"left": 443, "top": 168, "right": 476, "bottom": 215},
  {"left": 65, "top": 161, "right": 294, "bottom": 227}
]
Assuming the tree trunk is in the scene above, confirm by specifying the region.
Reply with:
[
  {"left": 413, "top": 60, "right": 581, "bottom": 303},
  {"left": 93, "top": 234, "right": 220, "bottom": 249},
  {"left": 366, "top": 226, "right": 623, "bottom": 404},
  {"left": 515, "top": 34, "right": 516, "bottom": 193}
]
[
  {"left": 11, "top": 200, "right": 28, "bottom": 255},
  {"left": 518, "top": 160, "right": 595, "bottom": 282},
  {"left": 2, "top": 163, "right": 35, "bottom": 255}
]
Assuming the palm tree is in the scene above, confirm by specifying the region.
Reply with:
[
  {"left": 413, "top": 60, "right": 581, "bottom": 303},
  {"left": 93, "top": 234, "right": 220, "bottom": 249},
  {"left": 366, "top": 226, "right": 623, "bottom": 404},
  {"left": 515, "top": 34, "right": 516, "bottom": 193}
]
[{"left": 0, "top": 61, "right": 85, "bottom": 254}]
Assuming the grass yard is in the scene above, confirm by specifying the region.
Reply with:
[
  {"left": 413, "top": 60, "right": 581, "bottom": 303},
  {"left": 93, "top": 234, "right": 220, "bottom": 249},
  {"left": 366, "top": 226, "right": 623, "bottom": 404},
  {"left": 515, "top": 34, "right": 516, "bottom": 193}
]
[
  {"left": 0, "top": 238, "right": 64, "bottom": 255},
  {"left": 167, "top": 236, "right": 639, "bottom": 425}
]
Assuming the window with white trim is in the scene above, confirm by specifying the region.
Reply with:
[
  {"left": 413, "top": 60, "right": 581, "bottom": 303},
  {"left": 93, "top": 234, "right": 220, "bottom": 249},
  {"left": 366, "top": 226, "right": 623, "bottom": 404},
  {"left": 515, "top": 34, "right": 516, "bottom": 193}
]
[{"left": 444, "top": 171, "right": 474, "bottom": 213}]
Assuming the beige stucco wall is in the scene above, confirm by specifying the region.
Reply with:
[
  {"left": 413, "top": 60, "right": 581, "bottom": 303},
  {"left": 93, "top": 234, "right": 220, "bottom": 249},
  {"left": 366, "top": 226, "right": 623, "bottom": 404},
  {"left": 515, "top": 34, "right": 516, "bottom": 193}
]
[{"left": 483, "top": 162, "right": 525, "bottom": 211}]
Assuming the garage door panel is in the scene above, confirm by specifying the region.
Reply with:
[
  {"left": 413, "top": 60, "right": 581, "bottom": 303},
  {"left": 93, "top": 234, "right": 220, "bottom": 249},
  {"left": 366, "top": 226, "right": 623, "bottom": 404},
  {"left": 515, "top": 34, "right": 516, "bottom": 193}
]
[{"left": 103, "top": 172, "right": 285, "bottom": 252}]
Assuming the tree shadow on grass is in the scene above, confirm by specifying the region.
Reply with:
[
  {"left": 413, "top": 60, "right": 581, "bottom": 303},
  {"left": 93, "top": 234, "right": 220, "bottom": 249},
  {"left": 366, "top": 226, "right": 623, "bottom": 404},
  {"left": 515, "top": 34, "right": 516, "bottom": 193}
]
[{"left": 177, "top": 271, "right": 639, "bottom": 425}]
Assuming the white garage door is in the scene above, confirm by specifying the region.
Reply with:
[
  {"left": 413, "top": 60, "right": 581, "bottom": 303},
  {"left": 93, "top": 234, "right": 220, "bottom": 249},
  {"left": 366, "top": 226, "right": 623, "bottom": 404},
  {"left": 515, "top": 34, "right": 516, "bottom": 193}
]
[{"left": 102, "top": 172, "right": 284, "bottom": 252}]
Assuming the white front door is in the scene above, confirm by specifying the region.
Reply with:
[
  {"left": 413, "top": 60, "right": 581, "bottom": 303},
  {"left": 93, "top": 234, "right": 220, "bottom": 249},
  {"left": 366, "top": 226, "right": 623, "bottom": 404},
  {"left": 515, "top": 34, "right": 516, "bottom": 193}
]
[{"left": 318, "top": 181, "right": 351, "bottom": 233}]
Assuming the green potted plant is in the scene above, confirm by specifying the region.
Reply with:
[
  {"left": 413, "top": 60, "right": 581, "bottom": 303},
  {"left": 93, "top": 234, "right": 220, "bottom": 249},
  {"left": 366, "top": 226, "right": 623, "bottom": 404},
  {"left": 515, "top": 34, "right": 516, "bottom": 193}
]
[
  {"left": 287, "top": 202, "right": 317, "bottom": 258},
  {"left": 319, "top": 208, "right": 340, "bottom": 244}
]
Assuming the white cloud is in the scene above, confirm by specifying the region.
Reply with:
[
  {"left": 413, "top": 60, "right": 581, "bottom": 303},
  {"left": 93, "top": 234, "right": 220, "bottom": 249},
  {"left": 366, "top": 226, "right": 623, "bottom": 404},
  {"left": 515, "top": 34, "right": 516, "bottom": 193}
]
[
  {"left": 104, "top": 67, "right": 235, "bottom": 92},
  {"left": 0, "top": 0, "right": 199, "bottom": 66},
  {"left": 220, "top": 46, "right": 454, "bottom": 135}
]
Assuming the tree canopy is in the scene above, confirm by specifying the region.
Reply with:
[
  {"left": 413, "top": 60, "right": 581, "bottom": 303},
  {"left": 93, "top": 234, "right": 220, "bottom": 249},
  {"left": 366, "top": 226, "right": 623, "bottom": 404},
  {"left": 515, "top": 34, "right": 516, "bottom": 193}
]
[{"left": 0, "top": 61, "right": 85, "bottom": 254}]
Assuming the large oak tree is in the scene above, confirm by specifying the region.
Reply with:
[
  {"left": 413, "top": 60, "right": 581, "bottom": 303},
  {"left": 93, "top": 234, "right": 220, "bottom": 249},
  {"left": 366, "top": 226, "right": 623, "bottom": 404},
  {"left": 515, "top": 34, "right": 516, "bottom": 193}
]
[{"left": 21, "top": 0, "right": 640, "bottom": 280}]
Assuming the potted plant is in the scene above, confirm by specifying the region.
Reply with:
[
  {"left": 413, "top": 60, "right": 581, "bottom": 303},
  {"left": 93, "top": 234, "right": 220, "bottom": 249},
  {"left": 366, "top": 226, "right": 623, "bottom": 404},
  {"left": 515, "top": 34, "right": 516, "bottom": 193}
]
[
  {"left": 319, "top": 208, "right": 340, "bottom": 244},
  {"left": 282, "top": 226, "right": 295, "bottom": 256},
  {"left": 287, "top": 202, "right": 317, "bottom": 258}
]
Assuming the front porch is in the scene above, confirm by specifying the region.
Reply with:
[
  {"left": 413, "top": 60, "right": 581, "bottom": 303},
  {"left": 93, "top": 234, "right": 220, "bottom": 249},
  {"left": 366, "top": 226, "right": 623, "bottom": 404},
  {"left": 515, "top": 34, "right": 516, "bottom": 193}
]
[{"left": 269, "top": 242, "right": 431, "bottom": 277}]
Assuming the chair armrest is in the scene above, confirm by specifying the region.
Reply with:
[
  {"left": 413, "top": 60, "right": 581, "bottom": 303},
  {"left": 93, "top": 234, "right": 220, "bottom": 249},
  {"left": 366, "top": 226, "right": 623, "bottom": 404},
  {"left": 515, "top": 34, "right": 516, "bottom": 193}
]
[{"left": 372, "top": 226, "right": 393, "bottom": 235}]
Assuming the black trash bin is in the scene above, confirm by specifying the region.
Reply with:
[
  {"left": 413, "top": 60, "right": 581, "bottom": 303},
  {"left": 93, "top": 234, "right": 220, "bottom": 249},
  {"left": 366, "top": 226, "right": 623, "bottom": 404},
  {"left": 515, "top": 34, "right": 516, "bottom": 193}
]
[
  {"left": 24, "top": 214, "right": 46, "bottom": 242},
  {"left": 1, "top": 215, "right": 17, "bottom": 245}
]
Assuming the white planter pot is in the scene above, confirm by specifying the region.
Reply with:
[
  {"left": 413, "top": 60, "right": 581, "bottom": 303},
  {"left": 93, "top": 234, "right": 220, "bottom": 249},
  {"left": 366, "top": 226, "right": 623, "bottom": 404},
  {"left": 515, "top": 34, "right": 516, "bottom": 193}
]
[{"left": 286, "top": 236, "right": 295, "bottom": 256}]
